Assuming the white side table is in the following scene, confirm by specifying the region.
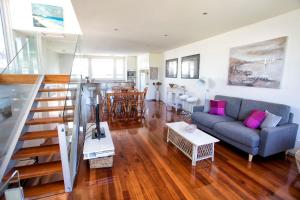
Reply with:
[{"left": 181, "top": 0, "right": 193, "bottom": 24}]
[{"left": 83, "top": 122, "right": 115, "bottom": 168}]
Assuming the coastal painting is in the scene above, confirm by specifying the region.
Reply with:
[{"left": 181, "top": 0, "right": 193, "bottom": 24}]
[
  {"left": 32, "top": 3, "right": 64, "bottom": 29},
  {"left": 228, "top": 37, "right": 287, "bottom": 88},
  {"left": 0, "top": 97, "right": 12, "bottom": 123}
]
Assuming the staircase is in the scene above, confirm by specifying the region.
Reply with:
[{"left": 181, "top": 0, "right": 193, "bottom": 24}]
[{"left": 2, "top": 75, "right": 78, "bottom": 199}]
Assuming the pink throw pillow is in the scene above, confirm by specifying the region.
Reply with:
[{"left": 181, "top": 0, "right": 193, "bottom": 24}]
[
  {"left": 243, "top": 110, "right": 266, "bottom": 129},
  {"left": 209, "top": 100, "right": 226, "bottom": 116}
]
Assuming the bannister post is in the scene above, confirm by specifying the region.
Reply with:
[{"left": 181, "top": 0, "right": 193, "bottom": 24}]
[{"left": 57, "top": 124, "right": 72, "bottom": 192}]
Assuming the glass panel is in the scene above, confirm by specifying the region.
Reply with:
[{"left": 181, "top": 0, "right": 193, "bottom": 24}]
[
  {"left": 1, "top": 33, "right": 39, "bottom": 74},
  {"left": 115, "top": 58, "right": 125, "bottom": 79},
  {"left": 91, "top": 58, "right": 114, "bottom": 79},
  {"left": 72, "top": 57, "right": 89, "bottom": 77},
  {"left": 0, "top": 13, "right": 7, "bottom": 72}
]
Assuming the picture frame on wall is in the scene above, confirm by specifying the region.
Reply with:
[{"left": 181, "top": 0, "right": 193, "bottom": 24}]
[
  {"left": 165, "top": 58, "right": 178, "bottom": 78},
  {"left": 150, "top": 67, "right": 159, "bottom": 80},
  {"left": 181, "top": 54, "right": 200, "bottom": 79},
  {"left": 228, "top": 36, "right": 287, "bottom": 88}
]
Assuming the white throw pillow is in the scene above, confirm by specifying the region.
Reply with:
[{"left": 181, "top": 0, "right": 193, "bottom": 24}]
[{"left": 260, "top": 110, "right": 282, "bottom": 129}]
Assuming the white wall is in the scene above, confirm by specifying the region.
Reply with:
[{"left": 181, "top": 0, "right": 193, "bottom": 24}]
[
  {"left": 137, "top": 53, "right": 163, "bottom": 100},
  {"left": 163, "top": 9, "right": 300, "bottom": 147},
  {"left": 59, "top": 53, "right": 73, "bottom": 74},
  {"left": 126, "top": 56, "right": 137, "bottom": 71},
  {"left": 42, "top": 40, "right": 60, "bottom": 74}
]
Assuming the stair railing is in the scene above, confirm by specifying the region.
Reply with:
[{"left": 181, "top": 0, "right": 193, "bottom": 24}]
[{"left": 0, "top": 75, "right": 44, "bottom": 183}]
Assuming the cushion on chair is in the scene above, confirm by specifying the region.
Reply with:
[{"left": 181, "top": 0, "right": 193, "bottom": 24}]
[
  {"left": 191, "top": 112, "right": 234, "bottom": 129},
  {"left": 215, "top": 95, "right": 243, "bottom": 119},
  {"left": 213, "top": 121, "right": 260, "bottom": 147}
]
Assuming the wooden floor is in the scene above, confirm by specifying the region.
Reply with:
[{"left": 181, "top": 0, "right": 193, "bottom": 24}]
[{"left": 42, "top": 101, "right": 300, "bottom": 200}]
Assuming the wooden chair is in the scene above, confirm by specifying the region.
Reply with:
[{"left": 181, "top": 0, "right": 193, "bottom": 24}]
[
  {"left": 143, "top": 87, "right": 148, "bottom": 99},
  {"left": 106, "top": 91, "right": 145, "bottom": 122}
]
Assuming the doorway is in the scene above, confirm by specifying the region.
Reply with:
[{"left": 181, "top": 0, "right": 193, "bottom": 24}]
[{"left": 139, "top": 69, "right": 149, "bottom": 91}]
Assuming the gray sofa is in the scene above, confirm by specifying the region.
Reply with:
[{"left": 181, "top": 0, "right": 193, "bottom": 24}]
[{"left": 191, "top": 95, "right": 299, "bottom": 161}]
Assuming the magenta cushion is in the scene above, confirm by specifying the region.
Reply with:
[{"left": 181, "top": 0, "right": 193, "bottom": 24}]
[
  {"left": 209, "top": 100, "right": 226, "bottom": 116},
  {"left": 243, "top": 110, "right": 266, "bottom": 129}
]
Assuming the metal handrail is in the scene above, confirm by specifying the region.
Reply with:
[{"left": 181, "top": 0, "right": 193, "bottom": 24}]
[
  {"left": 0, "top": 170, "right": 21, "bottom": 195},
  {"left": 0, "top": 41, "right": 28, "bottom": 74}
]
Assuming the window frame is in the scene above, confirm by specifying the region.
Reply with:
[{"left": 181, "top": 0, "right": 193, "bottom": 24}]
[{"left": 73, "top": 55, "right": 126, "bottom": 81}]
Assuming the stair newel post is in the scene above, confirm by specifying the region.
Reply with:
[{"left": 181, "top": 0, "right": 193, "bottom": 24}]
[{"left": 57, "top": 124, "right": 72, "bottom": 192}]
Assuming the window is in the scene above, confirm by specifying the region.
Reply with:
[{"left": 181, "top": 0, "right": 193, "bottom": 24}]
[
  {"left": 115, "top": 58, "right": 125, "bottom": 79},
  {"left": 73, "top": 57, "right": 89, "bottom": 77},
  {"left": 72, "top": 56, "right": 126, "bottom": 80},
  {"left": 91, "top": 58, "right": 114, "bottom": 79}
]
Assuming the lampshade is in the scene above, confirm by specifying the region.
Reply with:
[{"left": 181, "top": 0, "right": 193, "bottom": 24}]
[{"left": 198, "top": 77, "right": 207, "bottom": 84}]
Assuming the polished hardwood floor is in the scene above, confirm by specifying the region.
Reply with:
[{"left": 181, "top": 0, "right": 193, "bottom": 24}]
[{"left": 43, "top": 101, "right": 300, "bottom": 200}]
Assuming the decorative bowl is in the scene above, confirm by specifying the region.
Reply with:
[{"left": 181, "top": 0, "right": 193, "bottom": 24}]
[{"left": 185, "top": 124, "right": 197, "bottom": 133}]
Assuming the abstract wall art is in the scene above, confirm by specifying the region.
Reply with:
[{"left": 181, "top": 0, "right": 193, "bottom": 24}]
[
  {"left": 32, "top": 3, "right": 64, "bottom": 29},
  {"left": 228, "top": 37, "right": 287, "bottom": 88}
]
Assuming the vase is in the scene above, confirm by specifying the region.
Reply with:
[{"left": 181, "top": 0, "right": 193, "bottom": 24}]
[{"left": 155, "top": 90, "right": 160, "bottom": 101}]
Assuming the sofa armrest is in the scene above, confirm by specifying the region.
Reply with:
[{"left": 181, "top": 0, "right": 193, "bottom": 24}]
[
  {"left": 193, "top": 106, "right": 204, "bottom": 113},
  {"left": 259, "top": 123, "right": 299, "bottom": 157}
]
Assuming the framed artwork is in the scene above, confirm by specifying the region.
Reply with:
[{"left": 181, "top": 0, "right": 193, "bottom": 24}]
[
  {"left": 150, "top": 67, "right": 158, "bottom": 80},
  {"left": 181, "top": 54, "right": 200, "bottom": 79},
  {"left": 228, "top": 36, "right": 287, "bottom": 88},
  {"left": 165, "top": 58, "right": 178, "bottom": 78},
  {"left": 32, "top": 3, "right": 64, "bottom": 29}
]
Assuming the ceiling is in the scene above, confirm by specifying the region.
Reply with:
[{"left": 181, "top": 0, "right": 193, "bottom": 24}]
[{"left": 71, "top": 0, "right": 300, "bottom": 55}]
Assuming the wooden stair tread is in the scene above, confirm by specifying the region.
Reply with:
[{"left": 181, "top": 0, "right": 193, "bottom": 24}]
[
  {"left": 35, "top": 96, "right": 76, "bottom": 102},
  {"left": 25, "top": 116, "right": 73, "bottom": 125},
  {"left": 39, "top": 88, "right": 75, "bottom": 92},
  {"left": 31, "top": 106, "right": 75, "bottom": 112},
  {"left": 43, "top": 75, "right": 70, "bottom": 84},
  {"left": 20, "top": 130, "right": 58, "bottom": 140},
  {"left": 12, "top": 144, "right": 60, "bottom": 160},
  {"left": 4, "top": 161, "right": 62, "bottom": 181},
  {"left": 24, "top": 180, "right": 65, "bottom": 199}
]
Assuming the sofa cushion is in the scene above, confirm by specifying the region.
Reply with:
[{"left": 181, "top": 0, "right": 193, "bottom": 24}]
[
  {"left": 209, "top": 100, "right": 226, "bottom": 115},
  {"left": 213, "top": 121, "right": 260, "bottom": 147},
  {"left": 191, "top": 112, "right": 234, "bottom": 129},
  {"left": 238, "top": 99, "right": 290, "bottom": 125},
  {"left": 243, "top": 110, "right": 266, "bottom": 129},
  {"left": 215, "top": 95, "right": 242, "bottom": 119}
]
